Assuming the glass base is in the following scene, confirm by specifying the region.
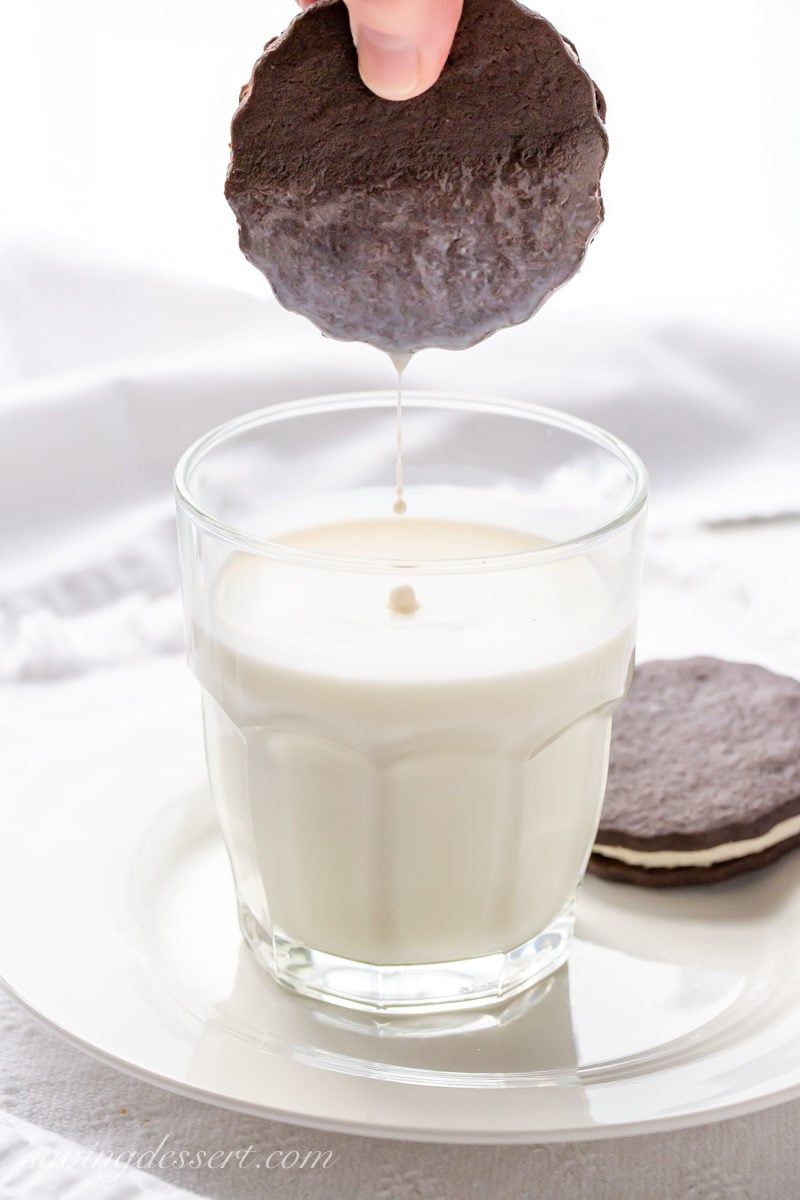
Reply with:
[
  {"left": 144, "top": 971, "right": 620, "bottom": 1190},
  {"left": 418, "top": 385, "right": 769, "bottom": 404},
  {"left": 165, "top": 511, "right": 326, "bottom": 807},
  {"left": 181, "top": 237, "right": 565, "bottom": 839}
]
[{"left": 239, "top": 901, "right": 575, "bottom": 1015}]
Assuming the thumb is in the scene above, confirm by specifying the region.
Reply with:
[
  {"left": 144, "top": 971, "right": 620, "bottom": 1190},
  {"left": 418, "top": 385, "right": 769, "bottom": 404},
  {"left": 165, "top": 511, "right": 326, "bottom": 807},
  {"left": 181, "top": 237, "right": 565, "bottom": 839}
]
[{"left": 344, "top": 0, "right": 463, "bottom": 101}]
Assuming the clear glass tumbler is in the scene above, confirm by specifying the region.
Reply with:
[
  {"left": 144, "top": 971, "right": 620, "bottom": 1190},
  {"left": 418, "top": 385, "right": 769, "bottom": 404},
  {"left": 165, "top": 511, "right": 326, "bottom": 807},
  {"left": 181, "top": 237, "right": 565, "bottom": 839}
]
[{"left": 175, "top": 392, "right": 647, "bottom": 1013}]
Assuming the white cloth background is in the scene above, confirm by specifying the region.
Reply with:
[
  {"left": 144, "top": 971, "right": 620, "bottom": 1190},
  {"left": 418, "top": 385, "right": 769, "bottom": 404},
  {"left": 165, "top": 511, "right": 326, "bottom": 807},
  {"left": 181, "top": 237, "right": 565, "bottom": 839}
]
[{"left": 1, "top": 0, "right": 799, "bottom": 1196}]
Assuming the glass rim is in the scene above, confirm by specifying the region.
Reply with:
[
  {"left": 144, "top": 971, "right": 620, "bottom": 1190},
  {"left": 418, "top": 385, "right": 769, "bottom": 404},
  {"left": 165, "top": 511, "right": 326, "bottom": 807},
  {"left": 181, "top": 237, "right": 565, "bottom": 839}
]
[{"left": 173, "top": 391, "right": 649, "bottom": 574}]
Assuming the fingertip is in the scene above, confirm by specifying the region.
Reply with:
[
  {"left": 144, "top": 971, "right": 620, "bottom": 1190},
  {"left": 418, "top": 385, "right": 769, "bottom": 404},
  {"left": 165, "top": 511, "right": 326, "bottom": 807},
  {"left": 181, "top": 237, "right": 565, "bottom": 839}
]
[
  {"left": 416, "top": 0, "right": 462, "bottom": 97},
  {"left": 350, "top": 0, "right": 463, "bottom": 101},
  {"left": 357, "top": 27, "right": 420, "bottom": 101}
]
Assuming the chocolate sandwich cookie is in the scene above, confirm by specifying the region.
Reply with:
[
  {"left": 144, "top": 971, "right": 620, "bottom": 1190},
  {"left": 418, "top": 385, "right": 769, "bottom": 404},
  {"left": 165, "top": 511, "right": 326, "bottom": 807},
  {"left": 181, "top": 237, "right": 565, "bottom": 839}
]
[
  {"left": 589, "top": 658, "right": 800, "bottom": 886},
  {"left": 225, "top": 0, "right": 607, "bottom": 353}
]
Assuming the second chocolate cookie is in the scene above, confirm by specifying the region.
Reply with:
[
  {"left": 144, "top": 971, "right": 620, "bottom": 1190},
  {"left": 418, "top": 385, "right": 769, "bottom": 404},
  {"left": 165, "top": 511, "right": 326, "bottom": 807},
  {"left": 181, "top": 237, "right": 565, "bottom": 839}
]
[{"left": 590, "top": 657, "right": 800, "bottom": 887}]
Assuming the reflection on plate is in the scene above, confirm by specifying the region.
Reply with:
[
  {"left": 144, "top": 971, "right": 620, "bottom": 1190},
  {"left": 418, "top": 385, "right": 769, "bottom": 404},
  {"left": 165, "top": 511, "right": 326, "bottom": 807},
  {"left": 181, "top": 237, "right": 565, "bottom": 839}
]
[{"left": 1, "top": 699, "right": 798, "bottom": 1142}]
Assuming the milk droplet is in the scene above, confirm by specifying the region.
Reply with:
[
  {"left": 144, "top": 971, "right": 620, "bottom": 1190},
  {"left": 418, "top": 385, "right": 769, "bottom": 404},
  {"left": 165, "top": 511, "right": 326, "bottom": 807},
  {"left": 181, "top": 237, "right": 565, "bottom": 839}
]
[
  {"left": 388, "top": 584, "right": 419, "bottom": 615},
  {"left": 388, "top": 351, "right": 413, "bottom": 517},
  {"left": 389, "top": 352, "right": 413, "bottom": 375}
]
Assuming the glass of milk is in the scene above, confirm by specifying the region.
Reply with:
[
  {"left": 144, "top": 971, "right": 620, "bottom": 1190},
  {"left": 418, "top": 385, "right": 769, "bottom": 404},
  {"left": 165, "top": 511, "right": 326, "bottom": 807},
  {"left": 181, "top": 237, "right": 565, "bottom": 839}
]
[{"left": 175, "top": 392, "right": 647, "bottom": 1013}]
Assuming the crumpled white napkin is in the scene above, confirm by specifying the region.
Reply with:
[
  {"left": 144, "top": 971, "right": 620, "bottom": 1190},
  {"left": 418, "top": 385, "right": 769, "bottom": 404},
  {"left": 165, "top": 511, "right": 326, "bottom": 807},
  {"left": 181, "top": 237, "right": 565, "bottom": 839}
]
[{"left": 0, "top": 1110, "right": 201, "bottom": 1200}]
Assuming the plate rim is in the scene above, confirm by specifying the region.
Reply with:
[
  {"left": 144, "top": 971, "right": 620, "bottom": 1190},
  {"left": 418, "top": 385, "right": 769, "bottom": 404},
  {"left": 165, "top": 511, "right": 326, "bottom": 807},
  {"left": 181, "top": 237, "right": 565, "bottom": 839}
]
[{"left": 4, "top": 971, "right": 800, "bottom": 1145}]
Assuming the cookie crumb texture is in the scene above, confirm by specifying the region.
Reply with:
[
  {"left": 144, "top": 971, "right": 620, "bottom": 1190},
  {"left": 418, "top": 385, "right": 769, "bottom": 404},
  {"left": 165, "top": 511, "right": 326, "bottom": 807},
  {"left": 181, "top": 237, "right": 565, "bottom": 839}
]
[
  {"left": 590, "top": 657, "right": 800, "bottom": 887},
  {"left": 226, "top": 0, "right": 607, "bottom": 353}
]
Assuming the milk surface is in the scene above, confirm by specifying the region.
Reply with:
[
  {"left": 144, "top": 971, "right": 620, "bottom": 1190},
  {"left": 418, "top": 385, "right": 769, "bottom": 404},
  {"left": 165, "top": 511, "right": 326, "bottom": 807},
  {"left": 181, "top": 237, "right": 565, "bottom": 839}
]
[{"left": 192, "top": 517, "right": 634, "bottom": 966}]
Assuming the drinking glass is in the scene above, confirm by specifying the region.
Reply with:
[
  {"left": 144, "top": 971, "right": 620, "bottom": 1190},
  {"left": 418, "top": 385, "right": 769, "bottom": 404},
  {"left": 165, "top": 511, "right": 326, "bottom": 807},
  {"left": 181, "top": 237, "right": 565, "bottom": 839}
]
[{"left": 174, "top": 392, "right": 647, "bottom": 1013}]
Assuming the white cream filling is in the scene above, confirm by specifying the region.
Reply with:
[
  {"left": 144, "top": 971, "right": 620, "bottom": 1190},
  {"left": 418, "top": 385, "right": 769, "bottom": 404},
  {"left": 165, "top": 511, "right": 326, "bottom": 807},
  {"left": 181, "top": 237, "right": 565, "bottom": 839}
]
[{"left": 594, "top": 811, "right": 800, "bottom": 869}]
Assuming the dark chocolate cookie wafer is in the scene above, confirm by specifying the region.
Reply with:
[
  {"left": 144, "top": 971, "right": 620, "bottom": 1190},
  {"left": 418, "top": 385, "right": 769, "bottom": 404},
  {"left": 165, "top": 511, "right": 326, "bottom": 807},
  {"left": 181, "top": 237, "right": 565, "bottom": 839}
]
[
  {"left": 589, "top": 658, "right": 800, "bottom": 887},
  {"left": 225, "top": 0, "right": 607, "bottom": 353}
]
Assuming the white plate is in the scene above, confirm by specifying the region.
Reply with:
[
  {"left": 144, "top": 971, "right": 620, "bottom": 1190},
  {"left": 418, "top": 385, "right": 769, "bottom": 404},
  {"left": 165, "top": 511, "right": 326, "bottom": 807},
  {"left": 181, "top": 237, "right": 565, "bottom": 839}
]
[{"left": 2, "top": 697, "right": 800, "bottom": 1144}]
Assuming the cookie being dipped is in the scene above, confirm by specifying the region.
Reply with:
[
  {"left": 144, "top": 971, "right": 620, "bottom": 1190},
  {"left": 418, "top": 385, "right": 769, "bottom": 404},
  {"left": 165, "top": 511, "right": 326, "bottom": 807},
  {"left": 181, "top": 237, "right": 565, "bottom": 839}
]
[
  {"left": 225, "top": 0, "right": 607, "bottom": 353},
  {"left": 590, "top": 658, "right": 800, "bottom": 887}
]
